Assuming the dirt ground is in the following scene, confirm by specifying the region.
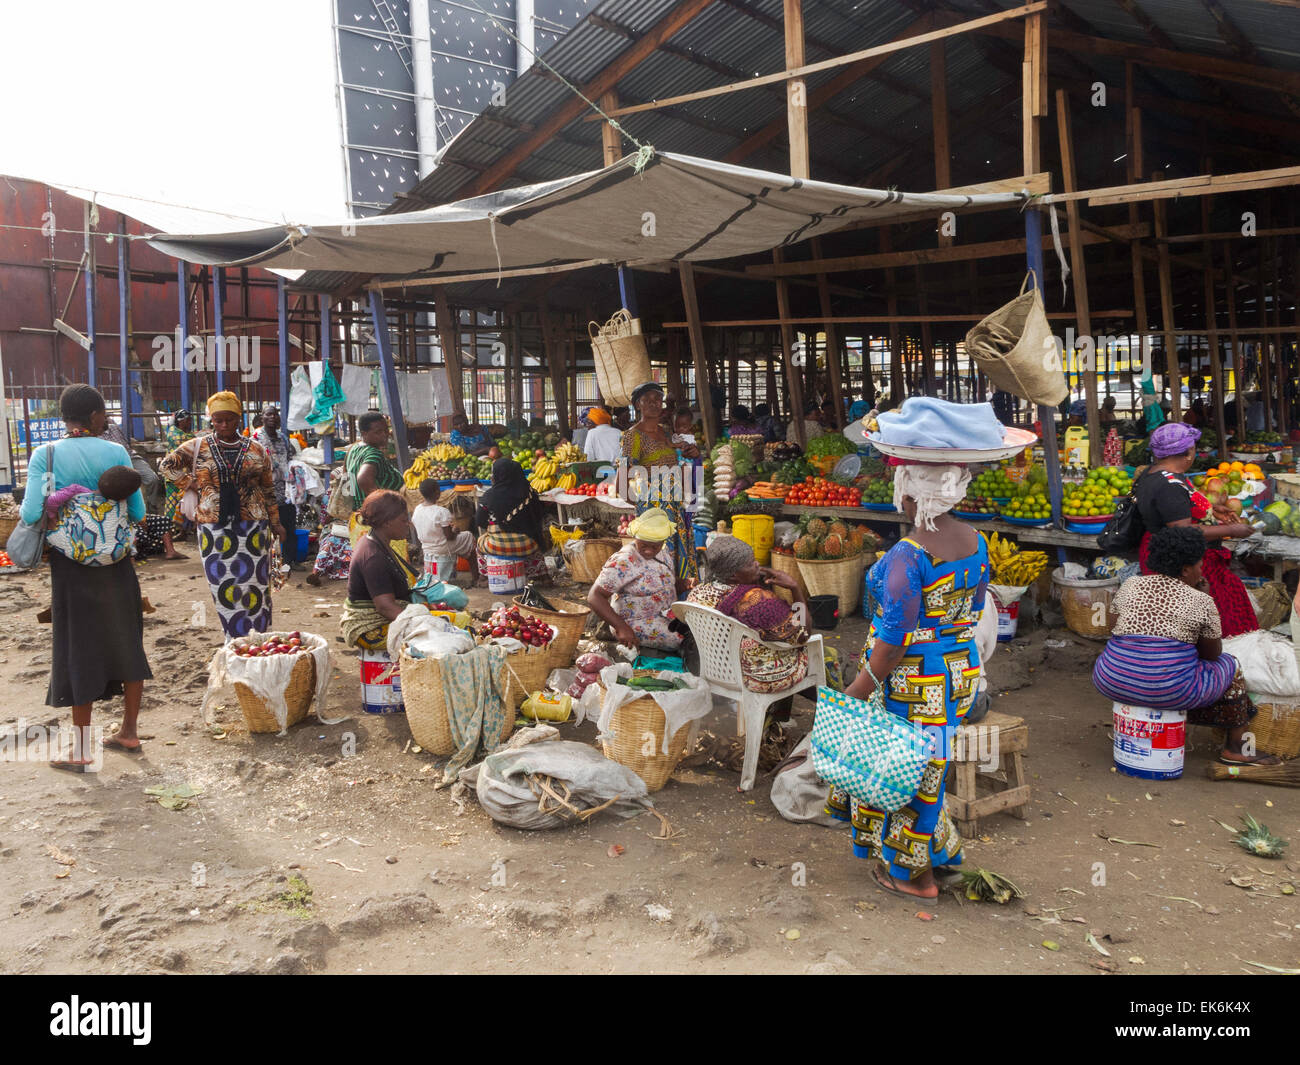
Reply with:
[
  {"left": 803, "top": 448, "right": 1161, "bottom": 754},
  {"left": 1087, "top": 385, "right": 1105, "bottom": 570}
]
[{"left": 0, "top": 551, "right": 1297, "bottom": 976}]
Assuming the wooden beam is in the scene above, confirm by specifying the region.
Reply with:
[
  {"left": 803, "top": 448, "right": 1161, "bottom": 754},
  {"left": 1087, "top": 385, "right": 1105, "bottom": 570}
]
[
  {"left": 1021, "top": 11, "right": 1044, "bottom": 176},
  {"left": 783, "top": 0, "right": 809, "bottom": 182},
  {"left": 881, "top": 229, "right": 904, "bottom": 406},
  {"left": 745, "top": 224, "right": 1146, "bottom": 276},
  {"left": 772, "top": 248, "right": 806, "bottom": 446},
  {"left": 1152, "top": 173, "right": 1181, "bottom": 420},
  {"left": 931, "top": 38, "right": 952, "bottom": 247},
  {"left": 678, "top": 262, "right": 718, "bottom": 449},
  {"left": 1223, "top": 242, "right": 1245, "bottom": 441},
  {"left": 599, "top": 91, "right": 622, "bottom": 167},
  {"left": 661, "top": 311, "right": 1136, "bottom": 328},
  {"left": 1041, "top": 166, "right": 1300, "bottom": 209},
  {"left": 433, "top": 288, "right": 464, "bottom": 418},
  {"left": 538, "top": 302, "right": 570, "bottom": 436},
  {"left": 1201, "top": 198, "right": 1229, "bottom": 449},
  {"left": 594, "top": 2, "right": 1047, "bottom": 121},
  {"left": 458, "top": 0, "right": 714, "bottom": 197},
  {"left": 810, "top": 236, "right": 843, "bottom": 428},
  {"left": 1056, "top": 89, "right": 1100, "bottom": 463}
]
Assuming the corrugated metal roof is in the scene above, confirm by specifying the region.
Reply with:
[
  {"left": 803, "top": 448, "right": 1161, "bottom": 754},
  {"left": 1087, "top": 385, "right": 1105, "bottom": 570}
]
[{"left": 297, "top": 0, "right": 1300, "bottom": 293}]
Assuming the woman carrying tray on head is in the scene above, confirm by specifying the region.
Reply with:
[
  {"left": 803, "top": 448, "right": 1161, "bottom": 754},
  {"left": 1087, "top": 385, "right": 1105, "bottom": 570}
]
[
  {"left": 1134, "top": 422, "right": 1257, "bottom": 638},
  {"left": 621, "top": 382, "right": 699, "bottom": 589},
  {"left": 831, "top": 398, "right": 1032, "bottom": 900}
]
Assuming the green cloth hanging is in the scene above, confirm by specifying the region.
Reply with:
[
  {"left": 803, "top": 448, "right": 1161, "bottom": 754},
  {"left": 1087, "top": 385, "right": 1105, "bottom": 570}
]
[{"left": 307, "top": 363, "right": 345, "bottom": 429}]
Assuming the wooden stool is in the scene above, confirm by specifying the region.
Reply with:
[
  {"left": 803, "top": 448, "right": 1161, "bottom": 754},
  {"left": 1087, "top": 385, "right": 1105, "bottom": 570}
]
[{"left": 948, "top": 710, "right": 1030, "bottom": 837}]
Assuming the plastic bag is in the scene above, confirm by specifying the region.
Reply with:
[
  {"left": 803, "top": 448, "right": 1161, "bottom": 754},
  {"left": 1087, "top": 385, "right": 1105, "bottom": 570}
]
[
  {"left": 547, "top": 668, "right": 577, "bottom": 693},
  {"left": 461, "top": 725, "right": 654, "bottom": 830},
  {"left": 575, "top": 653, "right": 613, "bottom": 674},
  {"left": 1224, "top": 628, "right": 1300, "bottom": 697},
  {"left": 286, "top": 366, "right": 315, "bottom": 431}
]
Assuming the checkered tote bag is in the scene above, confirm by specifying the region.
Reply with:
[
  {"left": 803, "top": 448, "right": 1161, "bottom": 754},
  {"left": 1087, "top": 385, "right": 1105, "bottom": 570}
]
[{"left": 810, "top": 684, "right": 932, "bottom": 812}]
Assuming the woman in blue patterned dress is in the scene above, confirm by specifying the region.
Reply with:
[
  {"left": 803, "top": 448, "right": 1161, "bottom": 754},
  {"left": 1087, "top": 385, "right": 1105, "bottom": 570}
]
[{"left": 829, "top": 462, "right": 989, "bottom": 899}]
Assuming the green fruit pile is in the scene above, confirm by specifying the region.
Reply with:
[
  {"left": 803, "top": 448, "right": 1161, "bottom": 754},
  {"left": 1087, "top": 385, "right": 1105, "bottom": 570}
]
[
  {"left": 1000, "top": 494, "right": 1051, "bottom": 520},
  {"left": 859, "top": 478, "right": 893, "bottom": 504},
  {"left": 971, "top": 468, "right": 1018, "bottom": 498}
]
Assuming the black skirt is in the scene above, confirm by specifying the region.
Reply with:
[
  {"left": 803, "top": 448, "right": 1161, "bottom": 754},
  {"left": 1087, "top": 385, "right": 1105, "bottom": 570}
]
[{"left": 48, "top": 551, "right": 153, "bottom": 707}]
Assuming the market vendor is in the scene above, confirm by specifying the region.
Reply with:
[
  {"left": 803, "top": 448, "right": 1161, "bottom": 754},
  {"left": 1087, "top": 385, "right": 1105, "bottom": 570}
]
[
  {"left": 449, "top": 412, "right": 494, "bottom": 457},
  {"left": 621, "top": 381, "right": 699, "bottom": 586},
  {"left": 587, "top": 507, "right": 684, "bottom": 650},
  {"left": 1134, "top": 422, "right": 1257, "bottom": 637},
  {"left": 1094, "top": 526, "right": 1280, "bottom": 766},
  {"left": 341, "top": 490, "right": 418, "bottom": 650},
  {"left": 476, "top": 457, "right": 549, "bottom": 580},
  {"left": 582, "top": 406, "right": 621, "bottom": 462}
]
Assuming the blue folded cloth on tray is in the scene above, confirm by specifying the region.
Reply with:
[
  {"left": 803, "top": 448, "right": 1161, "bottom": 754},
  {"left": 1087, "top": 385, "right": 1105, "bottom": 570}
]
[{"left": 871, "top": 398, "right": 1005, "bottom": 450}]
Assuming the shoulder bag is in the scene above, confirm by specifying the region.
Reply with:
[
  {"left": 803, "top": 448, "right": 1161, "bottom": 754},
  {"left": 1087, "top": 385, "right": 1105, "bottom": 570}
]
[
  {"left": 324, "top": 460, "right": 357, "bottom": 521},
  {"left": 1096, "top": 469, "right": 1153, "bottom": 552},
  {"left": 179, "top": 435, "right": 207, "bottom": 522},
  {"left": 6, "top": 442, "right": 55, "bottom": 570}
]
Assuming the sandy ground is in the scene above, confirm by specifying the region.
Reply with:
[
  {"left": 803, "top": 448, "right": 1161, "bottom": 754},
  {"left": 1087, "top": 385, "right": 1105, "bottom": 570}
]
[{"left": 0, "top": 551, "right": 1297, "bottom": 976}]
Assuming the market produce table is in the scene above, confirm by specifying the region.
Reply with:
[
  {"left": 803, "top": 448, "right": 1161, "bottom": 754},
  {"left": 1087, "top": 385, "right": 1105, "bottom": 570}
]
[
  {"left": 777, "top": 505, "right": 1103, "bottom": 551},
  {"left": 1234, "top": 534, "right": 1300, "bottom": 580}
]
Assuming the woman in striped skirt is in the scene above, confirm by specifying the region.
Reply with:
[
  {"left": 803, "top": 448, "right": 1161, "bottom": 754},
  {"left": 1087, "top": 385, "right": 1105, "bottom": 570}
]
[{"left": 1093, "top": 526, "right": 1280, "bottom": 766}]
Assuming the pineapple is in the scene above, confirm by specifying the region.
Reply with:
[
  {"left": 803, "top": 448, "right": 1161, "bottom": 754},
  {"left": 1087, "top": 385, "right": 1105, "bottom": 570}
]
[
  {"left": 821, "top": 533, "right": 845, "bottom": 559},
  {"left": 848, "top": 527, "right": 867, "bottom": 553},
  {"left": 827, "top": 520, "right": 849, "bottom": 540},
  {"left": 1233, "top": 814, "right": 1287, "bottom": 859},
  {"left": 806, "top": 517, "right": 829, "bottom": 538},
  {"left": 793, "top": 535, "right": 819, "bottom": 560}
]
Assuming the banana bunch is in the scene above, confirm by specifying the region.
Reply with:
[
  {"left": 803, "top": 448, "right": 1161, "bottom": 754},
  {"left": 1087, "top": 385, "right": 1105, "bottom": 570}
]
[
  {"left": 986, "top": 533, "right": 1048, "bottom": 585},
  {"left": 531, "top": 456, "right": 560, "bottom": 480},
  {"left": 552, "top": 442, "right": 583, "bottom": 464},
  {"left": 404, "top": 453, "right": 433, "bottom": 489},
  {"left": 556, "top": 473, "right": 578, "bottom": 492},
  {"left": 529, "top": 471, "right": 556, "bottom": 492},
  {"left": 429, "top": 442, "right": 465, "bottom": 462}
]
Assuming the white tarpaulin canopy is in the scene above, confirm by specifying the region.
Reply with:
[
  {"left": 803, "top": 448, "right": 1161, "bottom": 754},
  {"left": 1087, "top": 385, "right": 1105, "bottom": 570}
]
[{"left": 147, "top": 152, "right": 1031, "bottom": 281}]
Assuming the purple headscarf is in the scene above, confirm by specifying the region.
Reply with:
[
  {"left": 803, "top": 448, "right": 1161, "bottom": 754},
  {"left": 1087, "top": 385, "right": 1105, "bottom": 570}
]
[{"left": 1150, "top": 422, "right": 1201, "bottom": 458}]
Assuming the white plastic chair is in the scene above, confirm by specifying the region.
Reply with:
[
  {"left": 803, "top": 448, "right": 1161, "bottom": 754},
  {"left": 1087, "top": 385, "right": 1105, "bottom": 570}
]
[{"left": 670, "top": 601, "right": 826, "bottom": 791}]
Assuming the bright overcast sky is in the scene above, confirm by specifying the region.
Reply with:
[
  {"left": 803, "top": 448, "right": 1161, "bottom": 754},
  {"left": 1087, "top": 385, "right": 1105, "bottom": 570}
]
[{"left": 0, "top": 0, "right": 347, "bottom": 227}]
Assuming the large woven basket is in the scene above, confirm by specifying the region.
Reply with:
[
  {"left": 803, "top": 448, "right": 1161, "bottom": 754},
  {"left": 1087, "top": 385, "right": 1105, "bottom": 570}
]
[
  {"left": 565, "top": 537, "right": 620, "bottom": 583},
  {"left": 401, "top": 648, "right": 512, "bottom": 755},
  {"left": 769, "top": 550, "right": 807, "bottom": 605},
  {"left": 513, "top": 595, "right": 591, "bottom": 669},
  {"left": 0, "top": 515, "right": 18, "bottom": 547},
  {"left": 589, "top": 310, "right": 649, "bottom": 407},
  {"left": 797, "top": 553, "right": 866, "bottom": 614},
  {"left": 501, "top": 645, "right": 556, "bottom": 712},
  {"left": 600, "top": 694, "right": 692, "bottom": 792},
  {"left": 231, "top": 648, "right": 317, "bottom": 734},
  {"left": 1213, "top": 697, "right": 1300, "bottom": 760}
]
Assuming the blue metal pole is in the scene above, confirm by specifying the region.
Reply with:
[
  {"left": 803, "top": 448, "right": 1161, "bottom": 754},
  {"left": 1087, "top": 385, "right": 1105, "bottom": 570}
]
[
  {"left": 213, "top": 266, "right": 225, "bottom": 392},
  {"left": 117, "top": 228, "right": 131, "bottom": 442},
  {"left": 319, "top": 295, "right": 333, "bottom": 465},
  {"left": 1026, "top": 208, "right": 1065, "bottom": 537},
  {"left": 85, "top": 246, "right": 96, "bottom": 386},
  {"left": 177, "top": 261, "right": 191, "bottom": 413},
  {"left": 369, "top": 291, "right": 410, "bottom": 474},
  {"left": 277, "top": 278, "right": 289, "bottom": 417},
  {"left": 617, "top": 264, "right": 639, "bottom": 318}
]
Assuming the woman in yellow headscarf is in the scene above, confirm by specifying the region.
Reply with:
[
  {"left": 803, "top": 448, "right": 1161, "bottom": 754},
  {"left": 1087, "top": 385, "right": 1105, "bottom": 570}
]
[
  {"left": 586, "top": 507, "right": 683, "bottom": 650},
  {"left": 160, "top": 392, "right": 282, "bottom": 638}
]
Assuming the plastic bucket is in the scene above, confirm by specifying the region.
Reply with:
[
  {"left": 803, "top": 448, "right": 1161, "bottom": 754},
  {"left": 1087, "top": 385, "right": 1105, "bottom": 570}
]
[
  {"left": 432, "top": 554, "right": 457, "bottom": 581},
  {"left": 808, "top": 594, "right": 840, "bottom": 630},
  {"left": 991, "top": 589, "right": 1019, "bottom": 641},
  {"left": 295, "top": 528, "right": 310, "bottom": 556},
  {"left": 482, "top": 554, "right": 526, "bottom": 594},
  {"left": 1112, "top": 702, "right": 1185, "bottom": 780},
  {"left": 731, "top": 513, "right": 775, "bottom": 565},
  {"left": 360, "top": 649, "right": 404, "bottom": 715}
]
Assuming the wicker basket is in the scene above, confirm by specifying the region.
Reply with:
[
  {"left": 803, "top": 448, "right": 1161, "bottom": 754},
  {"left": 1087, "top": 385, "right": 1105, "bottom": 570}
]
[
  {"left": 769, "top": 549, "right": 808, "bottom": 605},
  {"left": 1052, "top": 569, "right": 1119, "bottom": 640},
  {"left": 501, "top": 645, "right": 556, "bottom": 712},
  {"left": 0, "top": 514, "right": 18, "bottom": 547},
  {"left": 513, "top": 595, "right": 591, "bottom": 669},
  {"left": 600, "top": 694, "right": 692, "bottom": 792},
  {"left": 401, "top": 648, "right": 512, "bottom": 755},
  {"left": 564, "top": 537, "right": 620, "bottom": 583},
  {"left": 796, "top": 553, "right": 867, "bottom": 614},
  {"left": 230, "top": 644, "right": 318, "bottom": 734},
  {"left": 589, "top": 310, "right": 649, "bottom": 407},
  {"left": 1213, "top": 697, "right": 1300, "bottom": 760}
]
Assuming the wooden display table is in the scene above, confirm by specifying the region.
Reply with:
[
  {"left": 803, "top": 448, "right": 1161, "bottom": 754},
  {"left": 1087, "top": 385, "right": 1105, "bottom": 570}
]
[{"left": 778, "top": 505, "right": 1104, "bottom": 551}]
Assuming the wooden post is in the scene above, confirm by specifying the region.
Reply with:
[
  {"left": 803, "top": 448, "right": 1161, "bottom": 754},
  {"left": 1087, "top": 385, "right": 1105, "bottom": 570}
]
[
  {"left": 1223, "top": 242, "right": 1245, "bottom": 442},
  {"left": 771, "top": 249, "right": 807, "bottom": 446},
  {"left": 679, "top": 263, "right": 719, "bottom": 449},
  {"left": 765, "top": 334, "right": 779, "bottom": 418},
  {"left": 1269, "top": 227, "right": 1287, "bottom": 436},
  {"left": 599, "top": 91, "right": 622, "bottom": 166},
  {"left": 1055, "top": 89, "right": 1101, "bottom": 464},
  {"left": 538, "top": 301, "right": 570, "bottom": 436},
  {"left": 811, "top": 236, "right": 844, "bottom": 427},
  {"left": 916, "top": 266, "right": 935, "bottom": 396},
  {"left": 666, "top": 331, "right": 683, "bottom": 404},
  {"left": 433, "top": 288, "right": 465, "bottom": 418},
  {"left": 1124, "top": 65, "right": 1150, "bottom": 405},
  {"left": 1152, "top": 173, "right": 1181, "bottom": 421},
  {"left": 783, "top": 0, "right": 809, "bottom": 183},
  {"left": 1022, "top": 11, "right": 1045, "bottom": 176},
  {"left": 1201, "top": 197, "right": 1230, "bottom": 451},
  {"left": 1258, "top": 240, "right": 1273, "bottom": 435},
  {"left": 881, "top": 229, "right": 903, "bottom": 406},
  {"left": 931, "top": 39, "right": 952, "bottom": 247}
]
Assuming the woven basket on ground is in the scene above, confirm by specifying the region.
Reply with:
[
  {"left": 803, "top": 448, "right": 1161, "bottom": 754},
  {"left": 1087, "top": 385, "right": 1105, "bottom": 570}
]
[
  {"left": 501, "top": 645, "right": 556, "bottom": 712},
  {"left": 601, "top": 694, "right": 691, "bottom": 792},
  {"left": 513, "top": 595, "right": 591, "bottom": 669},
  {"left": 0, "top": 515, "right": 18, "bottom": 547},
  {"left": 1213, "top": 697, "right": 1300, "bottom": 760},
  {"left": 1051, "top": 570, "right": 1119, "bottom": 641},
  {"left": 401, "top": 648, "right": 512, "bottom": 755},
  {"left": 769, "top": 550, "right": 808, "bottom": 605},
  {"left": 232, "top": 650, "right": 317, "bottom": 734},
  {"left": 796, "top": 553, "right": 866, "bottom": 614},
  {"left": 565, "top": 537, "right": 620, "bottom": 583}
]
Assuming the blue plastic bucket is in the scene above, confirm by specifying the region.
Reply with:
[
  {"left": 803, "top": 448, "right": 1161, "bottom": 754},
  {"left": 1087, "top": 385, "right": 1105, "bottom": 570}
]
[{"left": 295, "top": 528, "right": 310, "bottom": 556}]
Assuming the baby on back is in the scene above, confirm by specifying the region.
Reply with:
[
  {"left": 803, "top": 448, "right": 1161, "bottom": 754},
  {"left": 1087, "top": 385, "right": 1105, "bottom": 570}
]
[{"left": 46, "top": 464, "right": 142, "bottom": 519}]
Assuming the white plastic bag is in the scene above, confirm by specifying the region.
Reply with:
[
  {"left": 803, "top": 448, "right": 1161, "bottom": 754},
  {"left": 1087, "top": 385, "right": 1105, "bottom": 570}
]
[
  {"left": 286, "top": 366, "right": 315, "bottom": 431},
  {"left": 593, "top": 663, "right": 712, "bottom": 753},
  {"left": 387, "top": 604, "right": 474, "bottom": 659},
  {"left": 1224, "top": 628, "right": 1300, "bottom": 697}
]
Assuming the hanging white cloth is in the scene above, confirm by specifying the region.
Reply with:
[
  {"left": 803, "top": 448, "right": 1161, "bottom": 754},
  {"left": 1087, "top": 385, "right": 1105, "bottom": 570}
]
[
  {"left": 394, "top": 371, "right": 436, "bottom": 425},
  {"left": 338, "top": 363, "right": 373, "bottom": 416},
  {"left": 431, "top": 367, "right": 454, "bottom": 421}
]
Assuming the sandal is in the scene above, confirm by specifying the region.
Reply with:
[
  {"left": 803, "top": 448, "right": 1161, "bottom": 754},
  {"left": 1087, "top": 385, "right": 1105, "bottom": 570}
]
[
  {"left": 1218, "top": 750, "right": 1283, "bottom": 767},
  {"left": 871, "top": 864, "right": 939, "bottom": 900},
  {"left": 104, "top": 736, "right": 143, "bottom": 755}
]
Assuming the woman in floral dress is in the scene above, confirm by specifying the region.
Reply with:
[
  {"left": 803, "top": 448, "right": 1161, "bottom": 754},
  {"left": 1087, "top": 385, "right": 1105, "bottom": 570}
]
[{"left": 587, "top": 508, "right": 682, "bottom": 650}]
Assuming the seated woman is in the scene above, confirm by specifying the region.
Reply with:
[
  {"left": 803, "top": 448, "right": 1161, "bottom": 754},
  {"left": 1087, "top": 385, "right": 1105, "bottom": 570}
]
[
  {"left": 587, "top": 508, "right": 683, "bottom": 651},
  {"left": 1094, "top": 526, "right": 1280, "bottom": 766},
  {"left": 341, "top": 490, "right": 418, "bottom": 651},
  {"left": 686, "top": 535, "right": 811, "bottom": 695},
  {"left": 477, "top": 458, "right": 549, "bottom": 580}
]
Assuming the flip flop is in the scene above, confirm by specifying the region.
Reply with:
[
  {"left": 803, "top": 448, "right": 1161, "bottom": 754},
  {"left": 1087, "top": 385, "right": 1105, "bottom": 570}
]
[
  {"left": 104, "top": 736, "right": 143, "bottom": 755},
  {"left": 871, "top": 865, "right": 938, "bottom": 899},
  {"left": 1218, "top": 751, "right": 1283, "bottom": 767}
]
